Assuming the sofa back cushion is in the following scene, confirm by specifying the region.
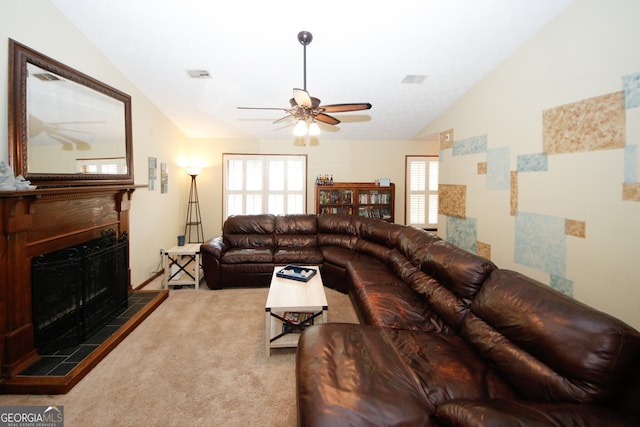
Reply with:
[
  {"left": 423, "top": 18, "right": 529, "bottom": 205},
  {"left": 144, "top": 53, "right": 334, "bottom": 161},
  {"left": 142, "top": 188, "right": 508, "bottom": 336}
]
[
  {"left": 318, "top": 233, "right": 358, "bottom": 250},
  {"left": 355, "top": 217, "right": 403, "bottom": 248},
  {"left": 421, "top": 241, "right": 496, "bottom": 302},
  {"left": 317, "top": 213, "right": 357, "bottom": 235},
  {"left": 396, "top": 226, "right": 441, "bottom": 267},
  {"left": 275, "top": 214, "right": 318, "bottom": 248},
  {"left": 408, "top": 271, "right": 474, "bottom": 333},
  {"left": 387, "top": 249, "right": 419, "bottom": 282},
  {"left": 462, "top": 269, "right": 640, "bottom": 406},
  {"left": 223, "top": 214, "right": 275, "bottom": 248},
  {"left": 318, "top": 213, "right": 358, "bottom": 250},
  {"left": 388, "top": 227, "right": 441, "bottom": 290},
  {"left": 354, "top": 238, "right": 393, "bottom": 261}
]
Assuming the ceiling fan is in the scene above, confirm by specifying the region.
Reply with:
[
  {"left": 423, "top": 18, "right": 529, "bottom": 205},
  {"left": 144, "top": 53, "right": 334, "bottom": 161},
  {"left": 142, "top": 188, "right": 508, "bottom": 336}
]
[{"left": 238, "top": 31, "right": 372, "bottom": 136}]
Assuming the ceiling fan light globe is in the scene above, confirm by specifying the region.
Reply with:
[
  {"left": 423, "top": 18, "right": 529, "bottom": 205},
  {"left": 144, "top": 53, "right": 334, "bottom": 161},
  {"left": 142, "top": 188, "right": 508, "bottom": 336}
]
[
  {"left": 293, "top": 120, "right": 307, "bottom": 136},
  {"left": 308, "top": 122, "right": 321, "bottom": 136}
]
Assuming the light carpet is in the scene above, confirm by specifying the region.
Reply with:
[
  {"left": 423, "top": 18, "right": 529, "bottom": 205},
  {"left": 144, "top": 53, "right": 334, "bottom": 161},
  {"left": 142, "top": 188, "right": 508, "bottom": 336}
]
[{"left": 0, "top": 286, "right": 358, "bottom": 426}]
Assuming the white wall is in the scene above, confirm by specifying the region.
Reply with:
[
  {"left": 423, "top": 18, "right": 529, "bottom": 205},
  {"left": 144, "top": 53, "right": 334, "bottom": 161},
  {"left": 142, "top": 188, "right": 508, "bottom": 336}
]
[
  {"left": 418, "top": 0, "right": 640, "bottom": 329},
  {"left": 1, "top": 0, "right": 189, "bottom": 288}
]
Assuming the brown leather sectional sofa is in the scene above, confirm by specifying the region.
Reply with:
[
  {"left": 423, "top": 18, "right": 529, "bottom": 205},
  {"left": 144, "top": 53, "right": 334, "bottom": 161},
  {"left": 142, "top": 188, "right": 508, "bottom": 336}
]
[{"left": 201, "top": 214, "right": 640, "bottom": 426}]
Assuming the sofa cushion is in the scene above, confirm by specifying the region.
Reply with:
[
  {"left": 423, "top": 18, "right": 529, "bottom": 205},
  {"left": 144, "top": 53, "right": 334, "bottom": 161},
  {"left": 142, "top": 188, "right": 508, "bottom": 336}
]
[
  {"left": 223, "top": 213, "right": 275, "bottom": 234},
  {"left": 355, "top": 216, "right": 402, "bottom": 247},
  {"left": 317, "top": 213, "right": 357, "bottom": 235},
  {"left": 396, "top": 226, "right": 441, "bottom": 266},
  {"left": 220, "top": 263, "right": 275, "bottom": 274},
  {"left": 347, "top": 256, "right": 404, "bottom": 290},
  {"left": 421, "top": 240, "right": 496, "bottom": 301},
  {"left": 275, "top": 214, "right": 318, "bottom": 248},
  {"left": 462, "top": 269, "right": 640, "bottom": 405},
  {"left": 221, "top": 247, "right": 273, "bottom": 264},
  {"left": 355, "top": 284, "right": 452, "bottom": 332},
  {"left": 435, "top": 399, "right": 639, "bottom": 427},
  {"left": 388, "top": 249, "right": 420, "bottom": 283},
  {"left": 354, "top": 238, "right": 393, "bottom": 261},
  {"left": 223, "top": 214, "right": 275, "bottom": 248},
  {"left": 297, "top": 324, "right": 433, "bottom": 426},
  {"left": 319, "top": 245, "right": 357, "bottom": 268},
  {"left": 297, "top": 324, "right": 516, "bottom": 427},
  {"left": 273, "top": 248, "right": 323, "bottom": 264},
  {"left": 219, "top": 263, "right": 274, "bottom": 287},
  {"left": 409, "top": 270, "right": 471, "bottom": 332},
  {"left": 275, "top": 234, "right": 317, "bottom": 248},
  {"left": 317, "top": 233, "right": 357, "bottom": 250},
  {"left": 275, "top": 214, "right": 318, "bottom": 234}
]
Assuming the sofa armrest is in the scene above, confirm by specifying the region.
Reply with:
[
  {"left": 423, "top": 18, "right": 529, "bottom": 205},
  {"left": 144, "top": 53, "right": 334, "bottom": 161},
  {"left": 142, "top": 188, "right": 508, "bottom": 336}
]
[
  {"left": 435, "top": 399, "right": 638, "bottom": 427},
  {"left": 201, "top": 236, "right": 226, "bottom": 258},
  {"left": 200, "top": 237, "right": 226, "bottom": 289}
]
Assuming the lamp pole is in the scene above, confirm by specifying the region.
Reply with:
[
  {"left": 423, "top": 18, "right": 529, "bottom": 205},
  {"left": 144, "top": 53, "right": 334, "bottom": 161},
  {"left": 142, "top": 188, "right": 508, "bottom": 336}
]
[{"left": 184, "top": 172, "right": 204, "bottom": 243}]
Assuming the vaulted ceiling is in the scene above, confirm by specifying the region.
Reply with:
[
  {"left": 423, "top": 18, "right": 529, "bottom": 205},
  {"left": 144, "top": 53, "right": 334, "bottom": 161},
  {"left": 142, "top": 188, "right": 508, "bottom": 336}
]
[{"left": 50, "top": 0, "right": 572, "bottom": 141}]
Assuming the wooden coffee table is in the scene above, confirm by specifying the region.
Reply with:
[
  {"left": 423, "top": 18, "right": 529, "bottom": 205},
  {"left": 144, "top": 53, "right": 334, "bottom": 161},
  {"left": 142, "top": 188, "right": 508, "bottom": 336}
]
[{"left": 265, "top": 266, "right": 328, "bottom": 356}]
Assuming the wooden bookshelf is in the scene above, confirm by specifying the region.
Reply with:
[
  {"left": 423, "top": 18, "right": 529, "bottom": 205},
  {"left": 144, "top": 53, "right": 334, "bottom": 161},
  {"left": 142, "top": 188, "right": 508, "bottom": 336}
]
[{"left": 316, "top": 182, "right": 395, "bottom": 222}]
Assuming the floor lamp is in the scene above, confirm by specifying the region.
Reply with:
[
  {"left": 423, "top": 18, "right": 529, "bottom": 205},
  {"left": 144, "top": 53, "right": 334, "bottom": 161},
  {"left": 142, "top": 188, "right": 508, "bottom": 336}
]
[{"left": 184, "top": 168, "right": 204, "bottom": 243}]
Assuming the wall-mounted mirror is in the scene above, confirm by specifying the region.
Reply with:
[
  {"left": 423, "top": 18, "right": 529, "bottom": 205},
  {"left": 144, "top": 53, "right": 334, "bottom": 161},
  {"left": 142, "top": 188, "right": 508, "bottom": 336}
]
[{"left": 8, "top": 39, "right": 134, "bottom": 187}]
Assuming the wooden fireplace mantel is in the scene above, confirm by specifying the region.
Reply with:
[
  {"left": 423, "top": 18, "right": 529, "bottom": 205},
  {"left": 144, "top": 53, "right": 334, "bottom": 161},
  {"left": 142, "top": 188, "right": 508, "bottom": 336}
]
[{"left": 0, "top": 184, "right": 145, "bottom": 379}]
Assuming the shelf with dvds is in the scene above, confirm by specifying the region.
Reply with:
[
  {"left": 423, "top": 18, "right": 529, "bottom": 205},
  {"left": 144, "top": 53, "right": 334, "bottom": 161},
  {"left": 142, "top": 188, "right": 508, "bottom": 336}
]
[{"left": 316, "top": 182, "right": 394, "bottom": 222}]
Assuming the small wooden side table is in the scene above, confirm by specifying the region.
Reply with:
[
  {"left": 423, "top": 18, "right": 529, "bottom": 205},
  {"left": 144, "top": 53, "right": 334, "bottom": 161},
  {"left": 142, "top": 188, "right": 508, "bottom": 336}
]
[{"left": 162, "top": 243, "right": 201, "bottom": 290}]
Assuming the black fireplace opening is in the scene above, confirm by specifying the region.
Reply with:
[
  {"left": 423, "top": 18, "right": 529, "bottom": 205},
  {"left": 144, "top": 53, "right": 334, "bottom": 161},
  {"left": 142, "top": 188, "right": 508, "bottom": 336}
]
[{"left": 31, "top": 229, "right": 129, "bottom": 354}]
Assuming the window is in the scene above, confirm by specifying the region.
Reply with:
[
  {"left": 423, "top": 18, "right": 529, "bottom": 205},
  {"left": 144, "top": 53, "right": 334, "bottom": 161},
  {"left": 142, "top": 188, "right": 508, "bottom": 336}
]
[
  {"left": 223, "top": 154, "right": 307, "bottom": 220},
  {"left": 76, "top": 157, "right": 127, "bottom": 174},
  {"left": 405, "top": 155, "right": 438, "bottom": 230}
]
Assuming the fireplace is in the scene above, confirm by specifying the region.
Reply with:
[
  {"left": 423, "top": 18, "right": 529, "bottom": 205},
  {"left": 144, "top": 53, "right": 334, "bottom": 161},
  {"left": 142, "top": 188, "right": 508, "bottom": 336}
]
[
  {"left": 0, "top": 185, "right": 140, "bottom": 380},
  {"left": 31, "top": 230, "right": 129, "bottom": 353}
]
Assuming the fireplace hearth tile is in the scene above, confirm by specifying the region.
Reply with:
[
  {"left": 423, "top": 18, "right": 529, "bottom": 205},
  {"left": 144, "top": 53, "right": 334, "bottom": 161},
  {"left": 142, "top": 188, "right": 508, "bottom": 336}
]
[
  {"left": 11, "top": 291, "right": 165, "bottom": 382},
  {"left": 20, "top": 356, "right": 67, "bottom": 376},
  {"left": 67, "top": 345, "right": 97, "bottom": 363},
  {"left": 50, "top": 363, "right": 76, "bottom": 376},
  {"left": 84, "top": 325, "right": 120, "bottom": 345},
  {"left": 52, "top": 345, "right": 81, "bottom": 357}
]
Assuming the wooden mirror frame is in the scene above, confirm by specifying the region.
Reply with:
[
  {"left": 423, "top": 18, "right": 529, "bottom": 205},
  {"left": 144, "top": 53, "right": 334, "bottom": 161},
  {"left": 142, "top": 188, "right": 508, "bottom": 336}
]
[{"left": 8, "top": 39, "right": 134, "bottom": 187}]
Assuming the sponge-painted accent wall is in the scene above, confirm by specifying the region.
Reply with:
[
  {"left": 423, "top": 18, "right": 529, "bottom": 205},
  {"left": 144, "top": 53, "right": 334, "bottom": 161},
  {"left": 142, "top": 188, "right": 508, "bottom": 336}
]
[
  {"left": 438, "top": 70, "right": 640, "bottom": 301},
  {"left": 421, "top": 1, "right": 640, "bottom": 330}
]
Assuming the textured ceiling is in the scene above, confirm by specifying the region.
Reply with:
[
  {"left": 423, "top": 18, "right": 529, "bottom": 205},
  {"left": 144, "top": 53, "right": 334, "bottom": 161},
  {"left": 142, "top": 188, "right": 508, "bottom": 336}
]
[{"left": 49, "top": 0, "right": 572, "bottom": 141}]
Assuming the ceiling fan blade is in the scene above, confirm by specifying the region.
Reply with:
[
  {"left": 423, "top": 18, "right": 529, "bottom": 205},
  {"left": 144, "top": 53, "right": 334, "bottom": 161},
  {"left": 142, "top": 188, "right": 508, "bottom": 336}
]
[
  {"left": 321, "top": 103, "right": 372, "bottom": 113},
  {"left": 238, "top": 106, "right": 287, "bottom": 111},
  {"left": 293, "top": 89, "right": 313, "bottom": 108},
  {"left": 273, "top": 114, "right": 295, "bottom": 124},
  {"left": 315, "top": 113, "right": 341, "bottom": 125}
]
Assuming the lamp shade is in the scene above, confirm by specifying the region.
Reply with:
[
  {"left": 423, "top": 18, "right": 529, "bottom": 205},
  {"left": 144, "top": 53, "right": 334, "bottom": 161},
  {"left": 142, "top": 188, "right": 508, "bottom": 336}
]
[{"left": 185, "top": 167, "right": 201, "bottom": 176}]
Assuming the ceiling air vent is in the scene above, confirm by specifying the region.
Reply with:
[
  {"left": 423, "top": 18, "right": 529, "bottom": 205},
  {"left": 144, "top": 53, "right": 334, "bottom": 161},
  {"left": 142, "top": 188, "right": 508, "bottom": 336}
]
[
  {"left": 401, "top": 74, "right": 427, "bottom": 84},
  {"left": 187, "top": 69, "right": 211, "bottom": 79}
]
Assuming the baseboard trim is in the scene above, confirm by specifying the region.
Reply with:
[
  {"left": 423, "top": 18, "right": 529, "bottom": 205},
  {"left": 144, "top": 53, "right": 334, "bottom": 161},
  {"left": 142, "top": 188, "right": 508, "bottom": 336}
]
[{"left": 135, "top": 271, "right": 163, "bottom": 290}]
